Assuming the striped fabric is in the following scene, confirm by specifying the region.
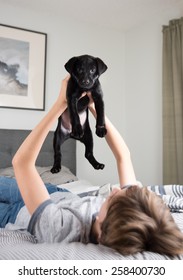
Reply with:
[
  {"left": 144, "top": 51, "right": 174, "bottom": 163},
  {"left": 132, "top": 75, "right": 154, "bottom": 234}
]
[
  {"left": 0, "top": 216, "right": 183, "bottom": 260},
  {"left": 147, "top": 185, "right": 183, "bottom": 212}
]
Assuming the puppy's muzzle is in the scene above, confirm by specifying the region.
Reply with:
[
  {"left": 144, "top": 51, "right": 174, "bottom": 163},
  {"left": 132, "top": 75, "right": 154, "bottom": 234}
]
[
  {"left": 81, "top": 79, "right": 90, "bottom": 87},
  {"left": 76, "top": 78, "right": 93, "bottom": 90}
]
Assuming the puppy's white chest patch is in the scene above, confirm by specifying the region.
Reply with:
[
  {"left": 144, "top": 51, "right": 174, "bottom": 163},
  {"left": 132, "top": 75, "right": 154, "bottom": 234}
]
[
  {"left": 61, "top": 110, "right": 87, "bottom": 134},
  {"left": 79, "top": 110, "right": 87, "bottom": 126}
]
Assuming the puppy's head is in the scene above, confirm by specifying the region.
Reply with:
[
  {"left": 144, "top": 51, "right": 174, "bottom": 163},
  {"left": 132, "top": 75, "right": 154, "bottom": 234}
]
[{"left": 65, "top": 55, "right": 107, "bottom": 90}]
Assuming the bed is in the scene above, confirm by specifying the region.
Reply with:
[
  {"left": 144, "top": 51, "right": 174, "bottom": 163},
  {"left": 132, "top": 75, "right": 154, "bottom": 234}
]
[{"left": 0, "top": 128, "right": 183, "bottom": 260}]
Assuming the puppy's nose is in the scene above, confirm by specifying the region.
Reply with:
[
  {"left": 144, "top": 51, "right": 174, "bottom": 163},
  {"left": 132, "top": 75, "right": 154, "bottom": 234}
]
[{"left": 82, "top": 79, "right": 90, "bottom": 86}]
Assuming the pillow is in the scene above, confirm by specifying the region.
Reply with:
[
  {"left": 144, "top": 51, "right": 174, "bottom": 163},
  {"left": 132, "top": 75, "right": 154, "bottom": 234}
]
[
  {"left": 0, "top": 166, "right": 78, "bottom": 185},
  {"left": 0, "top": 167, "right": 15, "bottom": 177},
  {"left": 36, "top": 166, "right": 78, "bottom": 185},
  {"left": 59, "top": 182, "right": 113, "bottom": 197}
]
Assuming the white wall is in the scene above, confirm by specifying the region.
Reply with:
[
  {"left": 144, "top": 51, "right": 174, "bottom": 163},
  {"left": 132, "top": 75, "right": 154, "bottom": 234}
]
[
  {"left": 124, "top": 5, "right": 183, "bottom": 186},
  {"left": 0, "top": 2, "right": 125, "bottom": 185}
]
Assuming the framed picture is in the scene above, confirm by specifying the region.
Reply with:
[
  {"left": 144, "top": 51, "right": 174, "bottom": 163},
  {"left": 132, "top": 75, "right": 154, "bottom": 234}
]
[{"left": 0, "top": 24, "right": 47, "bottom": 110}]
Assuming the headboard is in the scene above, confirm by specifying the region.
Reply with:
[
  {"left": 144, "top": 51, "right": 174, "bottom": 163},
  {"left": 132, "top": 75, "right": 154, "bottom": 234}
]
[{"left": 0, "top": 129, "right": 76, "bottom": 175}]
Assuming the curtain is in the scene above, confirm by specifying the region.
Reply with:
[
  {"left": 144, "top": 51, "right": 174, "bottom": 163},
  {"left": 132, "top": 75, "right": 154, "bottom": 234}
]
[{"left": 162, "top": 18, "right": 183, "bottom": 184}]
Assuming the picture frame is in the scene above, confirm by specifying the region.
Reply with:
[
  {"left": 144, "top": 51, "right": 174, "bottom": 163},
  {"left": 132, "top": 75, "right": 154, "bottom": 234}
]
[{"left": 0, "top": 24, "right": 47, "bottom": 110}]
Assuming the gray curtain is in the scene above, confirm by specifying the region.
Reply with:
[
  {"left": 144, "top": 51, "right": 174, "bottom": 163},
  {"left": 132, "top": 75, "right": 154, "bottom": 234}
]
[{"left": 162, "top": 18, "right": 183, "bottom": 184}]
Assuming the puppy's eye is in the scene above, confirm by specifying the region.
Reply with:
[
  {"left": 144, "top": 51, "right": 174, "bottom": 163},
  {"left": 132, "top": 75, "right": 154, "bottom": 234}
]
[
  {"left": 90, "top": 68, "right": 96, "bottom": 74},
  {"left": 77, "top": 68, "right": 83, "bottom": 74}
]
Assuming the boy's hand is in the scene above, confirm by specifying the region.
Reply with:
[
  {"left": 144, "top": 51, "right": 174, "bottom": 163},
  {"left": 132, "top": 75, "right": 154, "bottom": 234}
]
[
  {"left": 86, "top": 92, "right": 96, "bottom": 116},
  {"left": 86, "top": 92, "right": 95, "bottom": 110},
  {"left": 57, "top": 75, "right": 70, "bottom": 106}
]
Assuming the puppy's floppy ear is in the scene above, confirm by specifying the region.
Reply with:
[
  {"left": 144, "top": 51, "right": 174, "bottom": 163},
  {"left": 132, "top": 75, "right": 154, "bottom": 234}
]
[
  {"left": 64, "top": 57, "right": 77, "bottom": 73},
  {"left": 95, "top": 57, "right": 108, "bottom": 75}
]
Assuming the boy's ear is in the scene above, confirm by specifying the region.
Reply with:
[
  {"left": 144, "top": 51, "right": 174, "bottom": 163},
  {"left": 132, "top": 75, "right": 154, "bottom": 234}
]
[
  {"left": 64, "top": 57, "right": 77, "bottom": 73},
  {"left": 95, "top": 57, "right": 108, "bottom": 76}
]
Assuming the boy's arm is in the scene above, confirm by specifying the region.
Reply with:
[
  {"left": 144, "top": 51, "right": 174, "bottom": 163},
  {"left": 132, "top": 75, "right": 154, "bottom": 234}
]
[
  {"left": 88, "top": 100, "right": 137, "bottom": 187},
  {"left": 12, "top": 76, "right": 69, "bottom": 215}
]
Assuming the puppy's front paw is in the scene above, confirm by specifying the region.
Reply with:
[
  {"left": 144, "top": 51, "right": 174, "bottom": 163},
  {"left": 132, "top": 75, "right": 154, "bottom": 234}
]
[
  {"left": 71, "top": 124, "right": 84, "bottom": 139},
  {"left": 96, "top": 126, "right": 107, "bottom": 138}
]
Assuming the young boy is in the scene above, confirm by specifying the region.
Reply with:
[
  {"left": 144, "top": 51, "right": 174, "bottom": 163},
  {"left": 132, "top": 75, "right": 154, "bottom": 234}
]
[{"left": 1, "top": 75, "right": 183, "bottom": 256}]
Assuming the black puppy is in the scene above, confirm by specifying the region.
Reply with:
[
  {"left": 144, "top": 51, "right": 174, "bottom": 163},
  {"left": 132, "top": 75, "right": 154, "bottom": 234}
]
[{"left": 51, "top": 55, "right": 107, "bottom": 174}]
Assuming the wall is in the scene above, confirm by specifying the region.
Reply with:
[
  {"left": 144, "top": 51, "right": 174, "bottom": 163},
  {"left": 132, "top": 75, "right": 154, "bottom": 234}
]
[
  {"left": 0, "top": 2, "right": 125, "bottom": 185},
  {"left": 124, "top": 5, "right": 183, "bottom": 186},
  {"left": 125, "top": 23, "right": 163, "bottom": 186}
]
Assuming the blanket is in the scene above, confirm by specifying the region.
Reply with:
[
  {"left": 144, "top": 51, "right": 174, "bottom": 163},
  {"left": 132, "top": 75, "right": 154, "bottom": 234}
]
[{"left": 147, "top": 185, "right": 183, "bottom": 212}]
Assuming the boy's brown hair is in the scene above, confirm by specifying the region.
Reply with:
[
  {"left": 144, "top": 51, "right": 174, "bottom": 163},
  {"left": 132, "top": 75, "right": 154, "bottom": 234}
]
[{"left": 100, "top": 186, "right": 183, "bottom": 256}]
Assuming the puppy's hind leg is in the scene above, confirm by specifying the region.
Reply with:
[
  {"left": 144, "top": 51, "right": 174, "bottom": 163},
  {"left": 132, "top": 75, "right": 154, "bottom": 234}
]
[
  {"left": 80, "top": 120, "right": 105, "bottom": 170},
  {"left": 51, "top": 118, "right": 66, "bottom": 174}
]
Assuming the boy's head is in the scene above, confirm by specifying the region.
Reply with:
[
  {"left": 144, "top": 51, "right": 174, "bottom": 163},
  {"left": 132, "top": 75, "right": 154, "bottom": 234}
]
[{"left": 94, "top": 185, "right": 183, "bottom": 256}]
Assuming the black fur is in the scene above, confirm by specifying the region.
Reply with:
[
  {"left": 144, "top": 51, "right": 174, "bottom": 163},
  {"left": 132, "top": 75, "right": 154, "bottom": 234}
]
[{"left": 51, "top": 55, "right": 107, "bottom": 174}]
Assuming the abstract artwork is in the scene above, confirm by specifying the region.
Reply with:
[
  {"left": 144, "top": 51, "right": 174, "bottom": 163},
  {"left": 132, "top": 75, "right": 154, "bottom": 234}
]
[{"left": 0, "top": 24, "right": 47, "bottom": 110}]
